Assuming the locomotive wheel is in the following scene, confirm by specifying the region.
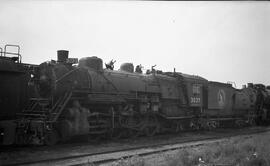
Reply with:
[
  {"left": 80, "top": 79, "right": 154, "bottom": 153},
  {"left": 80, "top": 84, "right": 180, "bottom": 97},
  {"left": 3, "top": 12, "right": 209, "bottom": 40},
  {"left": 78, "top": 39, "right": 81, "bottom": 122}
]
[
  {"left": 44, "top": 130, "right": 59, "bottom": 146},
  {"left": 248, "top": 117, "right": 256, "bottom": 126},
  {"left": 235, "top": 120, "right": 245, "bottom": 128},
  {"left": 110, "top": 128, "right": 127, "bottom": 139},
  {"left": 206, "top": 121, "right": 215, "bottom": 130},
  {"left": 15, "top": 129, "right": 32, "bottom": 145},
  {"left": 130, "top": 129, "right": 141, "bottom": 138},
  {"left": 122, "top": 128, "right": 139, "bottom": 138},
  {"left": 15, "top": 129, "right": 24, "bottom": 145},
  {"left": 144, "top": 125, "right": 157, "bottom": 137},
  {"left": 175, "top": 122, "right": 183, "bottom": 133},
  {"left": 109, "top": 128, "right": 123, "bottom": 140},
  {"left": 145, "top": 115, "right": 159, "bottom": 137},
  {"left": 190, "top": 121, "right": 200, "bottom": 130}
]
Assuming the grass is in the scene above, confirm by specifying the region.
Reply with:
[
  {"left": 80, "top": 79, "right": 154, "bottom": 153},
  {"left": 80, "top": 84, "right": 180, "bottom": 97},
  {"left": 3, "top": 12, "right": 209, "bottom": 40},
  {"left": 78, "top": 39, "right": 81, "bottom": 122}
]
[
  {"left": 111, "top": 156, "right": 145, "bottom": 166},
  {"left": 104, "top": 132, "right": 270, "bottom": 166}
]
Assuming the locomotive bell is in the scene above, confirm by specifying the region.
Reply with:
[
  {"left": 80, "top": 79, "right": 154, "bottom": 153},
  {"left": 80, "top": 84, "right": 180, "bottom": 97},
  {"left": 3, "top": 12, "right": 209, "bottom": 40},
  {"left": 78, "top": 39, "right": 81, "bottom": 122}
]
[{"left": 57, "top": 50, "right": 69, "bottom": 63}]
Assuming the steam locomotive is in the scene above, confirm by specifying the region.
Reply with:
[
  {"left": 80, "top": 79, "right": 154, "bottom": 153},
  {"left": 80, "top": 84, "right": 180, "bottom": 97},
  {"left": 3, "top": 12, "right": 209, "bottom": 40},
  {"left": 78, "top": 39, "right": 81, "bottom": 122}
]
[{"left": 1, "top": 45, "right": 270, "bottom": 145}]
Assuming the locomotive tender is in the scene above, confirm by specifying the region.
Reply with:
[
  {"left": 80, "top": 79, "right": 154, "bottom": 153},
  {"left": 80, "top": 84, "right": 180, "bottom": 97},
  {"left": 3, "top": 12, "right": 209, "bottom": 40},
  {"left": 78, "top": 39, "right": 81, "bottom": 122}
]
[
  {"left": 0, "top": 45, "right": 37, "bottom": 145},
  {"left": 1, "top": 45, "right": 270, "bottom": 145}
]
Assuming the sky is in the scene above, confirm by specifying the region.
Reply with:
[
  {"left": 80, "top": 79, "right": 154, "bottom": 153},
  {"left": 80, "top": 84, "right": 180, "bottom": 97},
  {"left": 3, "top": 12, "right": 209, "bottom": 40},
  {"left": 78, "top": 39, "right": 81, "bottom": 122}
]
[{"left": 0, "top": 1, "right": 269, "bottom": 88}]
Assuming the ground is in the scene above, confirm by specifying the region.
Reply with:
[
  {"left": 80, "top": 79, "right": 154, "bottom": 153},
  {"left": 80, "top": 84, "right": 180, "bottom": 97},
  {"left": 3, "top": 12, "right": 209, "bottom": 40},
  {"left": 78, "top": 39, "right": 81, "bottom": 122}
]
[{"left": 106, "top": 131, "right": 270, "bottom": 166}]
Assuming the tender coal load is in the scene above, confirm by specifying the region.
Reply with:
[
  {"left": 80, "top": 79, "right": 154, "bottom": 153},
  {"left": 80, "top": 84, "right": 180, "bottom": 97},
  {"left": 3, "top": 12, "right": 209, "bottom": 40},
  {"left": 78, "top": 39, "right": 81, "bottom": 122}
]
[
  {"left": 120, "top": 63, "right": 134, "bottom": 73},
  {"left": 78, "top": 56, "right": 103, "bottom": 71}
]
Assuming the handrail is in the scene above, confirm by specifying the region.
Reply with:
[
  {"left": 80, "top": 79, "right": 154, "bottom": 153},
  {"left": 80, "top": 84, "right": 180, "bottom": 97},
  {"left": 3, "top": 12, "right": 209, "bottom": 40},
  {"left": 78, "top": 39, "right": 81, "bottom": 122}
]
[
  {"left": 4, "top": 51, "right": 20, "bottom": 56},
  {"left": 227, "top": 81, "right": 237, "bottom": 88},
  {"left": 101, "top": 73, "right": 119, "bottom": 92},
  {"left": 55, "top": 68, "right": 80, "bottom": 84},
  {"left": 56, "top": 67, "right": 92, "bottom": 90},
  {"left": 2, "top": 44, "right": 22, "bottom": 63},
  {"left": 50, "top": 91, "right": 73, "bottom": 122},
  {"left": 4, "top": 44, "right": 20, "bottom": 56}
]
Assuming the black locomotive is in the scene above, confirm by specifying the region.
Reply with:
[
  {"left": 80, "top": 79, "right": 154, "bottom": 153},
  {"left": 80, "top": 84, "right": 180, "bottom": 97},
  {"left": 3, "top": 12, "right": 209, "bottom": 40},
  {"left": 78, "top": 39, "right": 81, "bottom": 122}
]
[
  {"left": 1, "top": 46, "right": 270, "bottom": 145},
  {"left": 0, "top": 45, "right": 38, "bottom": 145}
]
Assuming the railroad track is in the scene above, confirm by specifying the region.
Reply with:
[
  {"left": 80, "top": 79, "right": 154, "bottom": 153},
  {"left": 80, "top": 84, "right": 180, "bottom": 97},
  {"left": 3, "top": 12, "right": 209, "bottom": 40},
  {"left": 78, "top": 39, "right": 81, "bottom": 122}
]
[{"left": 2, "top": 127, "right": 270, "bottom": 166}]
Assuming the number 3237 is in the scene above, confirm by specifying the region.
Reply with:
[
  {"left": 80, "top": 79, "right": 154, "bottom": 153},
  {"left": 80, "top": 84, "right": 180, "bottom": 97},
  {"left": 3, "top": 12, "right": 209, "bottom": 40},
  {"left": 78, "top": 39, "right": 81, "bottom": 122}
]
[{"left": 190, "top": 97, "right": 200, "bottom": 103}]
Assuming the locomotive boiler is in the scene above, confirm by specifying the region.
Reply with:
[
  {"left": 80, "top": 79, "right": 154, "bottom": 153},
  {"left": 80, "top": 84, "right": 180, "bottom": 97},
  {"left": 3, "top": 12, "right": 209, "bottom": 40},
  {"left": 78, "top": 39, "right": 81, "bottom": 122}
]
[{"left": 3, "top": 48, "right": 270, "bottom": 145}]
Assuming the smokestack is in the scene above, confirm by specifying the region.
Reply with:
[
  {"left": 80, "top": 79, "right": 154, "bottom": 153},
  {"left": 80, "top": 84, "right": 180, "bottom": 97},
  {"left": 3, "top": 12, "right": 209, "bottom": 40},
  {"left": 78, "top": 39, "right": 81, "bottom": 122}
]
[{"left": 57, "top": 50, "right": 69, "bottom": 63}]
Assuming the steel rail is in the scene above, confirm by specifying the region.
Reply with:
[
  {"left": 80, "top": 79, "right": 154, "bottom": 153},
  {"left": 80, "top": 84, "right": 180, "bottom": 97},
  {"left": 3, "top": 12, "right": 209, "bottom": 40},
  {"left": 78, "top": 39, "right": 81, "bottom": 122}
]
[{"left": 3, "top": 127, "right": 270, "bottom": 166}]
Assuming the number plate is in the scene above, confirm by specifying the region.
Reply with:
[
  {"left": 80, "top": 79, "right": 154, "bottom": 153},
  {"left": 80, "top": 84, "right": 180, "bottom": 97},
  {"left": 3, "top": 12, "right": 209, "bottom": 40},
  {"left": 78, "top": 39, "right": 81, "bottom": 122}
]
[
  {"left": 66, "top": 58, "right": 78, "bottom": 64},
  {"left": 190, "top": 97, "right": 200, "bottom": 104}
]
